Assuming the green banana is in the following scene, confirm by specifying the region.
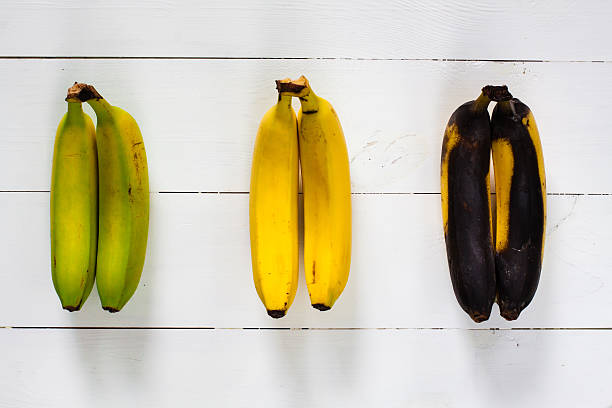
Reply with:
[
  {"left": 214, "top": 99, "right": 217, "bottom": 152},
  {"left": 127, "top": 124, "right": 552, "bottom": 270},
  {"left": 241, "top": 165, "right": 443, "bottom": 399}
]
[
  {"left": 67, "top": 83, "right": 149, "bottom": 312},
  {"left": 50, "top": 98, "right": 98, "bottom": 311}
]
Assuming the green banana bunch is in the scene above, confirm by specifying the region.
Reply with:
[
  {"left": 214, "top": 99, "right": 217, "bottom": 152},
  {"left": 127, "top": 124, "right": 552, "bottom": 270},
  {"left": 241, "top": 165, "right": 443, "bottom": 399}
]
[
  {"left": 66, "top": 83, "right": 149, "bottom": 312},
  {"left": 51, "top": 99, "right": 98, "bottom": 311}
]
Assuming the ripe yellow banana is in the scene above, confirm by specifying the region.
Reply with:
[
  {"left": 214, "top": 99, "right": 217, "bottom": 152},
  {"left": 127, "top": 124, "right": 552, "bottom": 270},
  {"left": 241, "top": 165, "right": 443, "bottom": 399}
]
[
  {"left": 491, "top": 98, "right": 546, "bottom": 320},
  {"left": 50, "top": 98, "right": 98, "bottom": 311},
  {"left": 67, "top": 83, "right": 149, "bottom": 313},
  {"left": 286, "top": 76, "right": 352, "bottom": 311},
  {"left": 249, "top": 80, "right": 300, "bottom": 318}
]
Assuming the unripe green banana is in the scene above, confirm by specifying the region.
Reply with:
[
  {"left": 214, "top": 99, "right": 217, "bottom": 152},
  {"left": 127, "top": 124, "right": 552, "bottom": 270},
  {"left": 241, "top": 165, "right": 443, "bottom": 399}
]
[
  {"left": 67, "top": 83, "right": 149, "bottom": 313},
  {"left": 50, "top": 98, "right": 98, "bottom": 311}
]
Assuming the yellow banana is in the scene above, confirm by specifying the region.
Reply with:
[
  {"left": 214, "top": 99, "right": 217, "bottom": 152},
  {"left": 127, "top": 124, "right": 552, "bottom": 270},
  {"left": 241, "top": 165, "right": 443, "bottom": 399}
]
[
  {"left": 67, "top": 83, "right": 149, "bottom": 313},
  {"left": 50, "top": 97, "right": 98, "bottom": 311},
  {"left": 286, "top": 76, "right": 352, "bottom": 311},
  {"left": 249, "top": 80, "right": 300, "bottom": 318}
]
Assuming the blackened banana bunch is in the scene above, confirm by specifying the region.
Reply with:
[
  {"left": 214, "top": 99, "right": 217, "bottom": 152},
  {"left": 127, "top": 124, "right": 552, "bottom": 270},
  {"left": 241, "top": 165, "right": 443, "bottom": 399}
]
[{"left": 441, "top": 86, "right": 546, "bottom": 322}]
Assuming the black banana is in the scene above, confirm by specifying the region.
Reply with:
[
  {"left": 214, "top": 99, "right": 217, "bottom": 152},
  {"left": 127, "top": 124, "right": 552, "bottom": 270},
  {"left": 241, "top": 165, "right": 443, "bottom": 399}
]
[
  {"left": 441, "top": 85, "right": 512, "bottom": 322},
  {"left": 491, "top": 98, "right": 546, "bottom": 320}
]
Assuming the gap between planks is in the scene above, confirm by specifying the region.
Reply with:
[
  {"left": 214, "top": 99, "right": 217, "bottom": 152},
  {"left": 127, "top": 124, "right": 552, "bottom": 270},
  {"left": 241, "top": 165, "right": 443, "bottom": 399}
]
[
  {"left": 2, "top": 327, "right": 612, "bottom": 331},
  {"left": 1, "top": 191, "right": 611, "bottom": 196},
  {"left": 0, "top": 56, "right": 609, "bottom": 63}
]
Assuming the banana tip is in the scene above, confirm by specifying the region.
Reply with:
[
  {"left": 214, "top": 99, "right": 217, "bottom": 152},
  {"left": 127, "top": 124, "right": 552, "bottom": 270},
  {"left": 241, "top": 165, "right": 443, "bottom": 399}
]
[
  {"left": 62, "top": 305, "right": 81, "bottom": 312},
  {"left": 266, "top": 310, "right": 286, "bottom": 319},
  {"left": 312, "top": 303, "right": 331, "bottom": 312},
  {"left": 469, "top": 311, "right": 490, "bottom": 323},
  {"left": 500, "top": 308, "right": 520, "bottom": 321},
  {"left": 102, "top": 306, "right": 121, "bottom": 313}
]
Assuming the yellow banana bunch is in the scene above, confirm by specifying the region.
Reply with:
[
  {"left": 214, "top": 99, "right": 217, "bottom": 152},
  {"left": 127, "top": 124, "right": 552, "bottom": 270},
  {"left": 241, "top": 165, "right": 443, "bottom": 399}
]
[
  {"left": 249, "top": 80, "right": 300, "bottom": 318},
  {"left": 67, "top": 83, "right": 149, "bottom": 313},
  {"left": 250, "top": 76, "right": 351, "bottom": 317},
  {"left": 50, "top": 99, "right": 98, "bottom": 311},
  {"left": 286, "top": 76, "right": 352, "bottom": 311}
]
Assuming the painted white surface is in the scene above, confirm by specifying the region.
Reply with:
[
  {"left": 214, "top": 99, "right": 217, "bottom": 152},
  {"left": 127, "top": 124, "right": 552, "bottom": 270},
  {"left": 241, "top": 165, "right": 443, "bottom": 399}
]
[
  {"left": 1, "top": 192, "right": 610, "bottom": 328},
  {"left": 1, "top": 0, "right": 611, "bottom": 60},
  {"left": 1, "top": 59, "right": 611, "bottom": 193},
  {"left": 1, "top": 329, "right": 611, "bottom": 407},
  {"left": 1, "top": 1, "right": 611, "bottom": 406}
]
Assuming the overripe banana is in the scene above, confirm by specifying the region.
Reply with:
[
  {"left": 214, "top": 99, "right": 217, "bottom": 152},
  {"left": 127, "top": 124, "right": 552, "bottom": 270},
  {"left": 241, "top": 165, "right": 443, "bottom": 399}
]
[
  {"left": 249, "top": 80, "right": 300, "bottom": 318},
  {"left": 491, "top": 98, "right": 546, "bottom": 320},
  {"left": 67, "top": 83, "right": 149, "bottom": 313},
  {"left": 50, "top": 98, "right": 98, "bottom": 311},
  {"left": 441, "top": 85, "right": 511, "bottom": 322},
  {"left": 285, "top": 76, "right": 352, "bottom": 311}
]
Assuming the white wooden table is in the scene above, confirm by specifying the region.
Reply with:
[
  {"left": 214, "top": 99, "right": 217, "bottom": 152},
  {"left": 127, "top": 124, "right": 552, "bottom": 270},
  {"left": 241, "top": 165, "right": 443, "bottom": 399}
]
[{"left": 1, "top": 1, "right": 611, "bottom": 406}]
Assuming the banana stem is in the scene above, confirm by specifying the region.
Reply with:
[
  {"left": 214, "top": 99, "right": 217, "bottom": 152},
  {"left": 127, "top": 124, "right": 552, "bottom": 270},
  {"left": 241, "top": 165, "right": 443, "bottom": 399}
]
[
  {"left": 473, "top": 85, "right": 513, "bottom": 113},
  {"left": 278, "top": 93, "right": 293, "bottom": 107},
  {"left": 86, "top": 97, "right": 114, "bottom": 120},
  {"left": 275, "top": 76, "right": 319, "bottom": 112},
  {"left": 276, "top": 78, "right": 308, "bottom": 95},
  {"left": 496, "top": 98, "right": 521, "bottom": 122},
  {"left": 66, "top": 101, "right": 83, "bottom": 115},
  {"left": 66, "top": 82, "right": 102, "bottom": 103},
  {"left": 297, "top": 91, "right": 319, "bottom": 114},
  {"left": 472, "top": 92, "right": 492, "bottom": 113},
  {"left": 65, "top": 82, "right": 114, "bottom": 119},
  {"left": 482, "top": 85, "right": 513, "bottom": 102}
]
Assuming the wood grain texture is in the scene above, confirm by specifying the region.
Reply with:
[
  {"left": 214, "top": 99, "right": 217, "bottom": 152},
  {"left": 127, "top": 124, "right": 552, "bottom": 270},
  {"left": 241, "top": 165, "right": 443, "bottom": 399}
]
[
  {"left": 1, "top": 0, "right": 611, "bottom": 60},
  {"left": 1, "top": 328, "right": 611, "bottom": 407},
  {"left": 1, "top": 59, "right": 611, "bottom": 193},
  {"left": 2, "top": 2, "right": 611, "bottom": 405},
  {"left": 2, "top": 192, "right": 610, "bottom": 328}
]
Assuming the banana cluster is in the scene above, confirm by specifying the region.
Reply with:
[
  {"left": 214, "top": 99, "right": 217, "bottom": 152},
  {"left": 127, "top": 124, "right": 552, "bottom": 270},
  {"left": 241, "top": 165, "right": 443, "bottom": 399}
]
[
  {"left": 51, "top": 83, "right": 149, "bottom": 313},
  {"left": 441, "top": 86, "right": 546, "bottom": 322},
  {"left": 250, "top": 76, "right": 352, "bottom": 318}
]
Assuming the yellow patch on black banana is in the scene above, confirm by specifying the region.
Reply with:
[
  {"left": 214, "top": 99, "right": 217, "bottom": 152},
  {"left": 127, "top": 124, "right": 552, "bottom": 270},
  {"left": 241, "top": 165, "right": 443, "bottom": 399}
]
[
  {"left": 491, "top": 99, "right": 546, "bottom": 321},
  {"left": 441, "top": 86, "right": 512, "bottom": 323}
]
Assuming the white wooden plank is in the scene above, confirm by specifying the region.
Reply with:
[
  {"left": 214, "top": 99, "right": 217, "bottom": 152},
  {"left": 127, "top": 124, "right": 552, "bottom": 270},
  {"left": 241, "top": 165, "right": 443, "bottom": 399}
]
[
  {"left": 2, "top": 192, "right": 610, "bottom": 328},
  {"left": 1, "top": 59, "right": 611, "bottom": 193},
  {"left": 0, "top": 328, "right": 610, "bottom": 407},
  {"left": 1, "top": 1, "right": 611, "bottom": 60}
]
